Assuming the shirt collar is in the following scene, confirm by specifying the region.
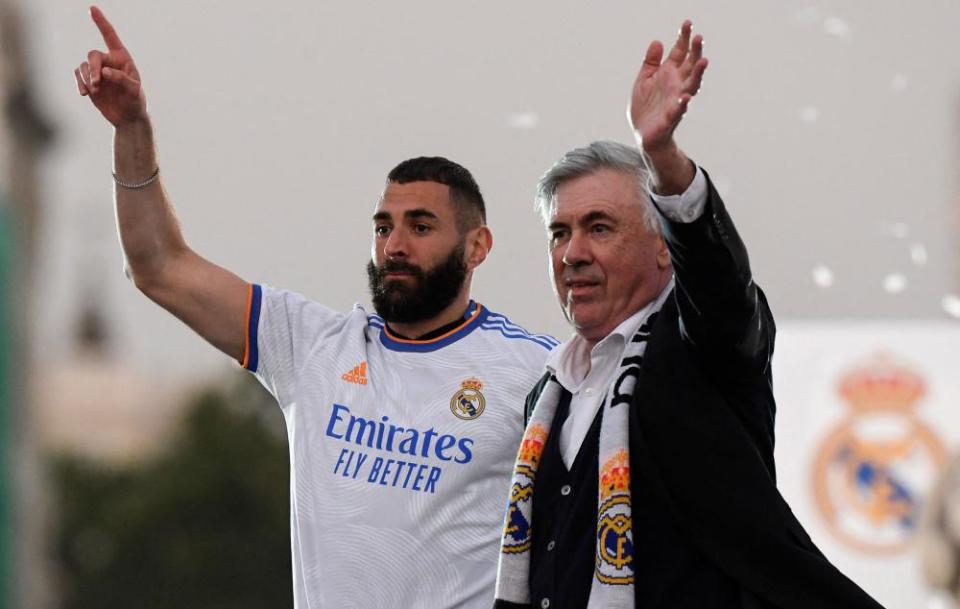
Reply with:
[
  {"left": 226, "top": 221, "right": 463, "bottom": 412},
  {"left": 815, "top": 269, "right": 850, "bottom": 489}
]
[{"left": 545, "top": 277, "right": 674, "bottom": 390}]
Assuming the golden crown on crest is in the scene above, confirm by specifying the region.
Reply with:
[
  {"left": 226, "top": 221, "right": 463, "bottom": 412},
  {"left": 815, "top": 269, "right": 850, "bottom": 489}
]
[
  {"left": 461, "top": 378, "right": 484, "bottom": 392},
  {"left": 837, "top": 354, "right": 925, "bottom": 412},
  {"left": 519, "top": 424, "right": 548, "bottom": 464},
  {"left": 600, "top": 449, "right": 631, "bottom": 496}
]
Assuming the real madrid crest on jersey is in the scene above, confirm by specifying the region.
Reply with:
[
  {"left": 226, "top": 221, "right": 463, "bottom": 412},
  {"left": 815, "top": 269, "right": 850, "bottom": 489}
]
[
  {"left": 450, "top": 377, "right": 486, "bottom": 420},
  {"left": 813, "top": 353, "right": 946, "bottom": 554}
]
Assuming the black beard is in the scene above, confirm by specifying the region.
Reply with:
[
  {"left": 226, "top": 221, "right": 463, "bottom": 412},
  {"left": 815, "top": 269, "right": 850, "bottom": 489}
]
[{"left": 366, "top": 241, "right": 468, "bottom": 325}]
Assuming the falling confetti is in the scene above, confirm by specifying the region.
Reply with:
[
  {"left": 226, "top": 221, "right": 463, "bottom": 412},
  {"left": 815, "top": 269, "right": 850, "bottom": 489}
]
[
  {"left": 799, "top": 106, "right": 820, "bottom": 123},
  {"left": 891, "top": 74, "right": 909, "bottom": 92},
  {"left": 910, "top": 243, "right": 927, "bottom": 266},
  {"left": 507, "top": 112, "right": 540, "bottom": 130},
  {"left": 943, "top": 294, "right": 960, "bottom": 319},
  {"left": 883, "top": 273, "right": 907, "bottom": 294},
  {"left": 823, "top": 16, "right": 852, "bottom": 41},
  {"left": 812, "top": 265, "right": 834, "bottom": 288}
]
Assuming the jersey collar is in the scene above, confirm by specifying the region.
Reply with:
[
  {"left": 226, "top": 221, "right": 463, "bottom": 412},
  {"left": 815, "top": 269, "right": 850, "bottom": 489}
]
[{"left": 376, "top": 301, "right": 487, "bottom": 352}]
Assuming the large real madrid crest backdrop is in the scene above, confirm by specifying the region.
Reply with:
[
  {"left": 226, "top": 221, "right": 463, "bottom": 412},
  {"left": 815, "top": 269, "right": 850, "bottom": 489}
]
[{"left": 775, "top": 324, "right": 960, "bottom": 608}]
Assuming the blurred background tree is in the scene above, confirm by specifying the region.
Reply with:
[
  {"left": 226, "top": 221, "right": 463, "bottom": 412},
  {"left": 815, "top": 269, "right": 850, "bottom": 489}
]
[{"left": 48, "top": 376, "right": 292, "bottom": 609}]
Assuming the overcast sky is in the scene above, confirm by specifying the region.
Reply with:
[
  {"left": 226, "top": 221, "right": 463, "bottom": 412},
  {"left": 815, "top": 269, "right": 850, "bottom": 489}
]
[{"left": 24, "top": 0, "right": 960, "bottom": 383}]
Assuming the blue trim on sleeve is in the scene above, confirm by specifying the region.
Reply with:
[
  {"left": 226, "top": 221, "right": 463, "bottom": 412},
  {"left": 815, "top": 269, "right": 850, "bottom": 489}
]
[{"left": 245, "top": 284, "right": 262, "bottom": 372}]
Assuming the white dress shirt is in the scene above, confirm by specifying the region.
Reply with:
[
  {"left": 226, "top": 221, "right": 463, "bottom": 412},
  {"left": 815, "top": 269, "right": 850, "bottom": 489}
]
[{"left": 544, "top": 167, "right": 709, "bottom": 468}]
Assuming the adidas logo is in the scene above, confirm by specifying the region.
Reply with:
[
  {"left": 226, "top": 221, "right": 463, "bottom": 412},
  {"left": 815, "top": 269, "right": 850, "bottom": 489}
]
[{"left": 341, "top": 361, "right": 368, "bottom": 385}]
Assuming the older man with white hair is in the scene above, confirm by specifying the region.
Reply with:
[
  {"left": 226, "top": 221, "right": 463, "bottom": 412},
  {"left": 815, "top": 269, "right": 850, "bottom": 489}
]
[{"left": 494, "top": 21, "right": 886, "bottom": 609}]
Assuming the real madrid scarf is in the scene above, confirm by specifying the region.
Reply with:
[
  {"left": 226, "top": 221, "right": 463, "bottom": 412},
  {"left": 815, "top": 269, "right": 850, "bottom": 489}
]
[{"left": 494, "top": 309, "right": 660, "bottom": 608}]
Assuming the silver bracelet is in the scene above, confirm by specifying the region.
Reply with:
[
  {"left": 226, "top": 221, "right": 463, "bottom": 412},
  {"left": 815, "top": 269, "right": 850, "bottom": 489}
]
[{"left": 112, "top": 166, "right": 160, "bottom": 189}]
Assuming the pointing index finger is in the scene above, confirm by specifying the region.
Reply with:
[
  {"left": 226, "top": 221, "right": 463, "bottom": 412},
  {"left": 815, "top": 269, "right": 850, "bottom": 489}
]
[{"left": 90, "top": 5, "right": 124, "bottom": 50}]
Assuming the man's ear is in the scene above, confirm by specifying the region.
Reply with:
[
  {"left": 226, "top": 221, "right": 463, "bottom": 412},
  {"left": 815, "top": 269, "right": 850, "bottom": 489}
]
[
  {"left": 465, "top": 226, "right": 493, "bottom": 271},
  {"left": 655, "top": 234, "right": 671, "bottom": 270}
]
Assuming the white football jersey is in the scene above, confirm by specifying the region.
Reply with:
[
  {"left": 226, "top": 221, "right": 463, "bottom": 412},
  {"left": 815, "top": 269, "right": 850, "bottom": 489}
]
[{"left": 242, "top": 284, "right": 557, "bottom": 609}]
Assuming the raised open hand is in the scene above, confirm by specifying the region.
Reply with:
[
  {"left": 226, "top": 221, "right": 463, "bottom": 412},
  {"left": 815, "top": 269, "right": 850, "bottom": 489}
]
[
  {"left": 628, "top": 20, "right": 708, "bottom": 154},
  {"left": 74, "top": 6, "right": 146, "bottom": 127}
]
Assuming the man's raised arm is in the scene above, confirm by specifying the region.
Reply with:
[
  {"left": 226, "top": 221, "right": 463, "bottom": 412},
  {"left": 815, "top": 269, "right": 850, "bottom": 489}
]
[
  {"left": 75, "top": 6, "right": 249, "bottom": 363},
  {"left": 627, "top": 21, "right": 772, "bottom": 368},
  {"left": 628, "top": 20, "right": 706, "bottom": 195}
]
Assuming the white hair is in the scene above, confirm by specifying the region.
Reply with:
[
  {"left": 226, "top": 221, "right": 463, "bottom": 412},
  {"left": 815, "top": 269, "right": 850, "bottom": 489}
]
[{"left": 534, "top": 140, "right": 660, "bottom": 235}]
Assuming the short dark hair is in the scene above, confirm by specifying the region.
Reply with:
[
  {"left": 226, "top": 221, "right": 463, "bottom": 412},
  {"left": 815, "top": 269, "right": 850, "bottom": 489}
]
[{"left": 387, "top": 156, "right": 486, "bottom": 233}]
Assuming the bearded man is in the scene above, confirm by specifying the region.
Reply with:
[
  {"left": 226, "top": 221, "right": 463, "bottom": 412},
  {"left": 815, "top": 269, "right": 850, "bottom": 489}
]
[{"left": 74, "top": 7, "right": 555, "bottom": 608}]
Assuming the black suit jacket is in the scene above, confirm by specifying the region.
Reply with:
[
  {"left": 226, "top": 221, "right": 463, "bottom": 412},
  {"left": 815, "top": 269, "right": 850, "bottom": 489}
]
[{"left": 521, "top": 172, "right": 884, "bottom": 609}]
